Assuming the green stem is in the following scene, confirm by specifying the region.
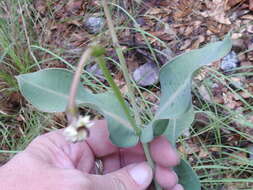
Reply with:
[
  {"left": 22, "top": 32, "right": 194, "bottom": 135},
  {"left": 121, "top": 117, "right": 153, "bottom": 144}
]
[
  {"left": 102, "top": 1, "right": 162, "bottom": 189},
  {"left": 143, "top": 143, "right": 163, "bottom": 190},
  {"left": 102, "top": 0, "right": 162, "bottom": 190},
  {"left": 96, "top": 56, "right": 141, "bottom": 135},
  {"left": 102, "top": 0, "right": 142, "bottom": 127}
]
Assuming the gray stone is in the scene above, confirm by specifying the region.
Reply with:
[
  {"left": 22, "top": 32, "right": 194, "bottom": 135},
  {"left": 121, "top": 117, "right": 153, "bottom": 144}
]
[
  {"left": 220, "top": 51, "right": 239, "bottom": 71},
  {"left": 133, "top": 62, "right": 159, "bottom": 86},
  {"left": 247, "top": 145, "right": 253, "bottom": 161},
  {"left": 86, "top": 64, "right": 104, "bottom": 80},
  {"left": 160, "top": 48, "right": 175, "bottom": 64},
  {"left": 84, "top": 17, "right": 104, "bottom": 34}
]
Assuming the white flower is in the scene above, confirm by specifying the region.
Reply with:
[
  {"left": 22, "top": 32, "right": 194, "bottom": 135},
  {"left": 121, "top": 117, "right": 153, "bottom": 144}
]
[
  {"left": 64, "top": 116, "right": 94, "bottom": 143},
  {"left": 76, "top": 116, "right": 94, "bottom": 128}
]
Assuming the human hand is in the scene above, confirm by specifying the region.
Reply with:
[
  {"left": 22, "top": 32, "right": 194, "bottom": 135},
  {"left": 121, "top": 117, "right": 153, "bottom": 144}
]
[{"left": 0, "top": 120, "right": 183, "bottom": 190}]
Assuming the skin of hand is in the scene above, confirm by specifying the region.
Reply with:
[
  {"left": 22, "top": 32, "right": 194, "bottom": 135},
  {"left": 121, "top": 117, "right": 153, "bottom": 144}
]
[{"left": 0, "top": 120, "right": 184, "bottom": 190}]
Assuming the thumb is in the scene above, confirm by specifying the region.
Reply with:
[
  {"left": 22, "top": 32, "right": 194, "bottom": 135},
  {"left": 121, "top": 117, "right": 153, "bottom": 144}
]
[{"left": 89, "top": 162, "right": 153, "bottom": 190}]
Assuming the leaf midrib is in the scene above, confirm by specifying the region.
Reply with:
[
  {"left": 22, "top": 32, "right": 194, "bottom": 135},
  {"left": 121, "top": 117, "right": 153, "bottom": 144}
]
[{"left": 18, "top": 76, "right": 84, "bottom": 104}]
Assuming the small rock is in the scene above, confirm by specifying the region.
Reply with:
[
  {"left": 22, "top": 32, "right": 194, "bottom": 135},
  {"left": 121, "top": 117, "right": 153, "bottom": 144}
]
[
  {"left": 136, "top": 17, "right": 146, "bottom": 27},
  {"left": 220, "top": 51, "right": 240, "bottom": 71},
  {"left": 230, "top": 77, "right": 245, "bottom": 89},
  {"left": 247, "top": 145, "right": 253, "bottom": 161},
  {"left": 133, "top": 62, "right": 159, "bottom": 87},
  {"left": 86, "top": 64, "right": 104, "bottom": 80},
  {"left": 83, "top": 17, "right": 104, "bottom": 34},
  {"left": 159, "top": 48, "right": 175, "bottom": 64}
]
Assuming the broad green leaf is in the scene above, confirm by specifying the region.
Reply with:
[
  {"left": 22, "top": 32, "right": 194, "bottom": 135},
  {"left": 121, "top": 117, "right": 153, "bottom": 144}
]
[
  {"left": 157, "top": 35, "right": 232, "bottom": 120},
  {"left": 153, "top": 119, "right": 170, "bottom": 136},
  {"left": 16, "top": 68, "right": 138, "bottom": 147},
  {"left": 165, "top": 105, "right": 195, "bottom": 146},
  {"left": 174, "top": 159, "right": 201, "bottom": 190},
  {"left": 141, "top": 35, "right": 232, "bottom": 143},
  {"left": 140, "top": 119, "right": 169, "bottom": 143}
]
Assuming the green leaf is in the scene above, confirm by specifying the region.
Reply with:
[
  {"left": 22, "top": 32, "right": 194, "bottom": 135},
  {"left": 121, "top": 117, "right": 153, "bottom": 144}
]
[
  {"left": 144, "top": 35, "right": 232, "bottom": 143},
  {"left": 153, "top": 119, "right": 169, "bottom": 136},
  {"left": 174, "top": 159, "right": 201, "bottom": 190},
  {"left": 165, "top": 105, "right": 195, "bottom": 146},
  {"left": 140, "top": 119, "right": 169, "bottom": 143},
  {"left": 157, "top": 35, "right": 232, "bottom": 120},
  {"left": 16, "top": 68, "right": 138, "bottom": 147}
]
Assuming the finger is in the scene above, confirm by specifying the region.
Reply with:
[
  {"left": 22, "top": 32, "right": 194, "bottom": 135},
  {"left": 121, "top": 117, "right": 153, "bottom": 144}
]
[
  {"left": 26, "top": 130, "right": 94, "bottom": 171},
  {"left": 86, "top": 120, "right": 119, "bottom": 157},
  {"left": 88, "top": 162, "right": 152, "bottom": 190},
  {"left": 155, "top": 165, "right": 178, "bottom": 189},
  {"left": 102, "top": 153, "right": 121, "bottom": 174},
  {"left": 120, "top": 144, "right": 146, "bottom": 166},
  {"left": 150, "top": 136, "right": 180, "bottom": 167},
  {"left": 166, "top": 184, "right": 184, "bottom": 190},
  {"left": 102, "top": 147, "right": 145, "bottom": 174}
]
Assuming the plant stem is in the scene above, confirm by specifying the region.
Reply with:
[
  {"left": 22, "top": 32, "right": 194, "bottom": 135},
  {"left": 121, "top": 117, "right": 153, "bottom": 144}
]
[
  {"left": 102, "top": 0, "right": 142, "bottom": 127},
  {"left": 102, "top": 1, "right": 162, "bottom": 189},
  {"left": 96, "top": 56, "right": 141, "bottom": 135},
  {"left": 143, "top": 143, "right": 162, "bottom": 190},
  {"left": 66, "top": 48, "right": 92, "bottom": 122}
]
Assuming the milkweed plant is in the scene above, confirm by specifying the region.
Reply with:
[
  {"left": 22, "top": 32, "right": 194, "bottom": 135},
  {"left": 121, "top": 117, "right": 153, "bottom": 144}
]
[{"left": 16, "top": 1, "right": 232, "bottom": 189}]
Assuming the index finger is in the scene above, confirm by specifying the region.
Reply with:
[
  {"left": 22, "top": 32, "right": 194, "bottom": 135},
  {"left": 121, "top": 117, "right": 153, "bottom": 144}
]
[{"left": 86, "top": 120, "right": 119, "bottom": 157}]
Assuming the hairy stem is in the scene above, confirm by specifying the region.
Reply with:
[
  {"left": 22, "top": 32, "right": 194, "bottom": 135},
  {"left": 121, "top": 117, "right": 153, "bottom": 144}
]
[
  {"left": 102, "top": 0, "right": 142, "bottom": 127},
  {"left": 143, "top": 143, "right": 163, "bottom": 190},
  {"left": 66, "top": 48, "right": 92, "bottom": 122},
  {"left": 96, "top": 56, "right": 141, "bottom": 135},
  {"left": 102, "top": 1, "right": 162, "bottom": 189}
]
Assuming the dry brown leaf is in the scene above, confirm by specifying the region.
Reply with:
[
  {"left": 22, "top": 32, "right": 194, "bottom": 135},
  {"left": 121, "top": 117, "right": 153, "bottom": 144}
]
[
  {"left": 198, "top": 149, "right": 209, "bottom": 158},
  {"left": 200, "top": 0, "right": 231, "bottom": 25},
  {"left": 173, "top": 0, "right": 194, "bottom": 19},
  {"left": 179, "top": 39, "right": 192, "bottom": 50},
  {"left": 33, "top": 0, "right": 47, "bottom": 15},
  {"left": 198, "top": 85, "right": 212, "bottom": 102},
  {"left": 227, "top": 0, "right": 245, "bottom": 8},
  {"left": 250, "top": 0, "right": 253, "bottom": 11},
  {"left": 65, "top": 0, "right": 86, "bottom": 15},
  {"left": 241, "top": 14, "right": 253, "bottom": 20},
  {"left": 191, "top": 35, "right": 205, "bottom": 49},
  {"left": 178, "top": 143, "right": 201, "bottom": 155}
]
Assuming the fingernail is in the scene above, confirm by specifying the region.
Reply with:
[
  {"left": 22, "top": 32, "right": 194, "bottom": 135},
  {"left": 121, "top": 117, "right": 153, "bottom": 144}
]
[{"left": 129, "top": 162, "right": 152, "bottom": 186}]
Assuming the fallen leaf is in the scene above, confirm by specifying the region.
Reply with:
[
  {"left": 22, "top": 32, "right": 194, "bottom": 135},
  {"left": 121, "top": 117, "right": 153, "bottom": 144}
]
[
  {"left": 227, "top": 0, "right": 245, "bottom": 8},
  {"left": 33, "top": 0, "right": 47, "bottom": 15},
  {"left": 241, "top": 14, "right": 253, "bottom": 20},
  {"left": 198, "top": 85, "right": 212, "bottom": 102},
  {"left": 180, "top": 39, "right": 192, "bottom": 50},
  {"left": 250, "top": 0, "right": 253, "bottom": 11},
  {"left": 200, "top": 0, "right": 231, "bottom": 25}
]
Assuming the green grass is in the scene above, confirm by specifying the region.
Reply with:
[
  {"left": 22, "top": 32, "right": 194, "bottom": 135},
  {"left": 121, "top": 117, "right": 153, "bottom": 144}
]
[
  {"left": 188, "top": 66, "right": 253, "bottom": 189},
  {"left": 0, "top": 0, "right": 49, "bottom": 163},
  {"left": 0, "top": 0, "right": 39, "bottom": 94},
  {"left": 0, "top": 1, "right": 253, "bottom": 190}
]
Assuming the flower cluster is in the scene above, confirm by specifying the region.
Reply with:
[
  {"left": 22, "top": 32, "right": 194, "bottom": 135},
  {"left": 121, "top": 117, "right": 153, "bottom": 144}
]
[{"left": 64, "top": 116, "right": 94, "bottom": 143}]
